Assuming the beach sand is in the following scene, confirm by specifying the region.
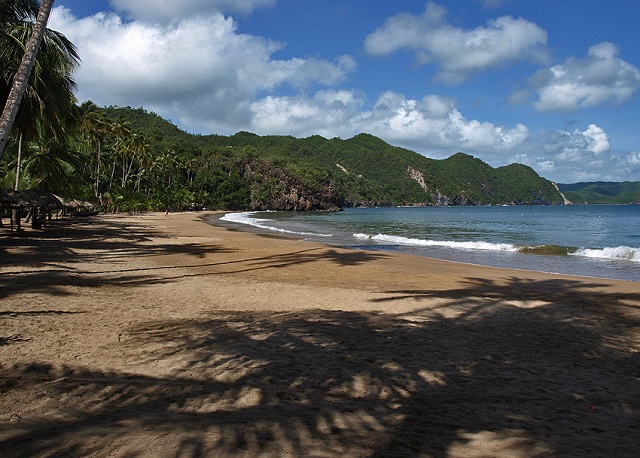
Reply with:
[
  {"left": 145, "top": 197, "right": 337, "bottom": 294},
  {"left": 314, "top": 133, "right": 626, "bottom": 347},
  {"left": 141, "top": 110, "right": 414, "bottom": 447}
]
[{"left": 1, "top": 211, "right": 639, "bottom": 457}]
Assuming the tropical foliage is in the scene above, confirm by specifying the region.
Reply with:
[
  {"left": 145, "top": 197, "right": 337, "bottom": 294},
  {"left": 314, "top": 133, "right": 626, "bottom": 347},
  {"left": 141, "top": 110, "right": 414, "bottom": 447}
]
[
  {"left": 0, "top": 0, "right": 63, "bottom": 159},
  {"left": 1, "top": 0, "right": 79, "bottom": 194},
  {"left": 2, "top": 100, "right": 572, "bottom": 211}
]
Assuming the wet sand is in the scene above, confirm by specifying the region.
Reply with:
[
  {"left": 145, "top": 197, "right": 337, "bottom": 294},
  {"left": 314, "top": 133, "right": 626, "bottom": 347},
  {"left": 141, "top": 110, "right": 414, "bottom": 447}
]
[{"left": 1, "top": 211, "right": 639, "bottom": 457}]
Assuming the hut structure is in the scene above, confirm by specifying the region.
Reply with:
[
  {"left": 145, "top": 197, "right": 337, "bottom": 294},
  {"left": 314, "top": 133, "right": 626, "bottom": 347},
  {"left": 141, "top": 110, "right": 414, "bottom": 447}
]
[
  {"left": 61, "top": 197, "right": 101, "bottom": 216},
  {"left": 0, "top": 189, "right": 65, "bottom": 232}
]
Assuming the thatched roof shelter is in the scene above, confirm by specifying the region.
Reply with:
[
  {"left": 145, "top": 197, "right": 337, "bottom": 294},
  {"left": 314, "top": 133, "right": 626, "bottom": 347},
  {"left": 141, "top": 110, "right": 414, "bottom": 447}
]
[
  {"left": 58, "top": 197, "right": 101, "bottom": 215},
  {"left": 0, "top": 189, "right": 64, "bottom": 210},
  {"left": 1, "top": 190, "right": 101, "bottom": 231},
  {"left": 1, "top": 190, "right": 69, "bottom": 232}
]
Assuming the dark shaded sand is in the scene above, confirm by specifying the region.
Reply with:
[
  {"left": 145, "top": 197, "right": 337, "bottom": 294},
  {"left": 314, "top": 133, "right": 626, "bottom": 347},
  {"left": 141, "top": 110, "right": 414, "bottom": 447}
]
[{"left": 1, "top": 211, "right": 639, "bottom": 457}]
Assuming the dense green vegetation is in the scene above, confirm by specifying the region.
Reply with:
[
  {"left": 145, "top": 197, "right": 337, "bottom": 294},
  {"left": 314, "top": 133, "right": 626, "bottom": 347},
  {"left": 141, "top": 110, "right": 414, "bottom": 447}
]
[
  {"left": 558, "top": 182, "right": 640, "bottom": 204},
  {"left": 1, "top": 104, "right": 567, "bottom": 211},
  {"left": 1, "top": 0, "right": 79, "bottom": 184}
]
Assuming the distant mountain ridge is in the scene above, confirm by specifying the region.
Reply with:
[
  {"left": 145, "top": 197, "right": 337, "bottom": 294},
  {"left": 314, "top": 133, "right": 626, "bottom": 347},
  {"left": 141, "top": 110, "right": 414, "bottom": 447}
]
[
  {"left": 557, "top": 182, "right": 640, "bottom": 204},
  {"left": 205, "top": 131, "right": 564, "bottom": 206},
  {"left": 100, "top": 106, "right": 565, "bottom": 209}
]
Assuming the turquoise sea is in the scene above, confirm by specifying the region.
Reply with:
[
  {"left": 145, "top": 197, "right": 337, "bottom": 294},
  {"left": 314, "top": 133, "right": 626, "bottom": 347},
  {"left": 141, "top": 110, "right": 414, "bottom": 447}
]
[{"left": 219, "top": 205, "right": 640, "bottom": 282}]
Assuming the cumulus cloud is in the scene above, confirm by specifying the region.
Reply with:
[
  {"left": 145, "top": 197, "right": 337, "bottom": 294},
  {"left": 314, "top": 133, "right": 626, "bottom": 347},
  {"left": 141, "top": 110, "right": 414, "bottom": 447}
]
[
  {"left": 364, "top": 1, "right": 548, "bottom": 83},
  {"left": 546, "top": 124, "right": 610, "bottom": 162},
  {"left": 110, "top": 0, "right": 275, "bottom": 22},
  {"left": 248, "top": 90, "right": 530, "bottom": 156},
  {"left": 357, "top": 91, "right": 530, "bottom": 151},
  {"left": 531, "top": 42, "right": 640, "bottom": 112},
  {"left": 250, "top": 90, "right": 365, "bottom": 138},
  {"left": 49, "top": 6, "right": 355, "bottom": 133},
  {"left": 512, "top": 124, "right": 640, "bottom": 183}
]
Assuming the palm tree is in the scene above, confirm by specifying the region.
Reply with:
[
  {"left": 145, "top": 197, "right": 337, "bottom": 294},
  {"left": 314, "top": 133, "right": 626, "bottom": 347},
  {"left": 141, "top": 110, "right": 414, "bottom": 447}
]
[
  {"left": 122, "top": 129, "right": 148, "bottom": 188},
  {"left": 8, "top": 19, "right": 79, "bottom": 194},
  {"left": 79, "top": 101, "right": 110, "bottom": 198},
  {"left": 108, "top": 114, "right": 131, "bottom": 191},
  {"left": 8, "top": 14, "right": 79, "bottom": 140},
  {"left": 0, "top": 0, "right": 56, "bottom": 161},
  {"left": 19, "top": 119, "right": 78, "bottom": 194}
]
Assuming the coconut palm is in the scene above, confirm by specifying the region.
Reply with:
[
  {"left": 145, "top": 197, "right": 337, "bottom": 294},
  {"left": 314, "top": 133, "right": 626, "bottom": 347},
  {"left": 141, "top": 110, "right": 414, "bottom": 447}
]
[
  {"left": 19, "top": 120, "right": 78, "bottom": 194},
  {"left": 7, "top": 12, "right": 79, "bottom": 141},
  {"left": 79, "top": 101, "right": 110, "bottom": 198},
  {"left": 122, "top": 130, "right": 149, "bottom": 188},
  {"left": 0, "top": 0, "right": 39, "bottom": 24},
  {"left": 108, "top": 114, "right": 131, "bottom": 191},
  {"left": 0, "top": 0, "right": 58, "bottom": 160}
]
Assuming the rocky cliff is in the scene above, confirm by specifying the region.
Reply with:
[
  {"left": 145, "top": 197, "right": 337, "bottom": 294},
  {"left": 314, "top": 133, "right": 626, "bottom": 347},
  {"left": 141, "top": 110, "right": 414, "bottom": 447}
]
[{"left": 242, "top": 159, "right": 343, "bottom": 211}]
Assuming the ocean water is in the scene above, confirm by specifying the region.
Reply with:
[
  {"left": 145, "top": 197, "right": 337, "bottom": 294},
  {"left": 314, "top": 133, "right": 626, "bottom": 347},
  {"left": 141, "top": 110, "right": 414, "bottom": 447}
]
[{"left": 219, "top": 205, "right": 640, "bottom": 282}]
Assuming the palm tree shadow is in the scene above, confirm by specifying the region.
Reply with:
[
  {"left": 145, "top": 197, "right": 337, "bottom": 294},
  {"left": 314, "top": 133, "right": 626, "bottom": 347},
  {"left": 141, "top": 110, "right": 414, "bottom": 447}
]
[
  {"left": 1, "top": 217, "right": 388, "bottom": 299},
  {"left": 0, "top": 216, "right": 236, "bottom": 299},
  {"left": 1, "top": 277, "right": 639, "bottom": 456}
]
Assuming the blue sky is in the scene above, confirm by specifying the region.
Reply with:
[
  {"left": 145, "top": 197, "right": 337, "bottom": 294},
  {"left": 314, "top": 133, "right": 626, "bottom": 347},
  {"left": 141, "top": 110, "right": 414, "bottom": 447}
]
[{"left": 50, "top": 0, "right": 640, "bottom": 183}]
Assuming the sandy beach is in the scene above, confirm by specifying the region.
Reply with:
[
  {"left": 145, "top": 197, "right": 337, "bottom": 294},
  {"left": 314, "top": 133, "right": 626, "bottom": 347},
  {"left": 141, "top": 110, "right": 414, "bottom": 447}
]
[{"left": 1, "top": 211, "right": 639, "bottom": 457}]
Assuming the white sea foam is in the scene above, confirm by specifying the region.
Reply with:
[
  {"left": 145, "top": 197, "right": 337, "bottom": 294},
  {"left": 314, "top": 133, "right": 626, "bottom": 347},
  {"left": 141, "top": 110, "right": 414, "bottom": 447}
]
[
  {"left": 353, "top": 233, "right": 518, "bottom": 252},
  {"left": 571, "top": 246, "right": 640, "bottom": 263},
  {"left": 353, "top": 232, "right": 640, "bottom": 263},
  {"left": 221, "top": 212, "right": 333, "bottom": 237}
]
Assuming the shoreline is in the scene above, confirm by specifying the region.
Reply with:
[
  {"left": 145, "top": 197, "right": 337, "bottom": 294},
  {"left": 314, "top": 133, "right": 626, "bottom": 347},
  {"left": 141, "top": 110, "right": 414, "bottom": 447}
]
[
  {"left": 214, "top": 210, "right": 640, "bottom": 283},
  {"left": 1, "top": 211, "right": 639, "bottom": 456}
]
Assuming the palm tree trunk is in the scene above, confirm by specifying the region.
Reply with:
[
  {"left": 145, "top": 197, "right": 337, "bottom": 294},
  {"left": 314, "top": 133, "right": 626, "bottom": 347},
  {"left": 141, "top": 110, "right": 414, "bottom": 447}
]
[
  {"left": 0, "top": 0, "right": 56, "bottom": 162},
  {"left": 124, "top": 152, "right": 136, "bottom": 187},
  {"left": 95, "top": 139, "right": 101, "bottom": 198},
  {"left": 109, "top": 157, "right": 117, "bottom": 191},
  {"left": 14, "top": 132, "right": 23, "bottom": 190}
]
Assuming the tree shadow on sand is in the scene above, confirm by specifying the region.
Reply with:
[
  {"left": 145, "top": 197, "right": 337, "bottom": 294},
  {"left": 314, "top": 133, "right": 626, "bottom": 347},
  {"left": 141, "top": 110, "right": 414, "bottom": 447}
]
[
  {"left": 1, "top": 217, "right": 388, "bottom": 300},
  {"left": 1, "top": 277, "right": 639, "bottom": 456},
  {"left": 0, "top": 217, "right": 229, "bottom": 266},
  {"left": 0, "top": 217, "right": 235, "bottom": 299}
]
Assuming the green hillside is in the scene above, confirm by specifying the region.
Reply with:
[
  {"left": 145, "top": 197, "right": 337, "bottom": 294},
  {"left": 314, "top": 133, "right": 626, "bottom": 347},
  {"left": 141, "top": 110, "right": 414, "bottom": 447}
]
[
  {"left": 557, "top": 182, "right": 640, "bottom": 204},
  {"left": 96, "top": 106, "right": 564, "bottom": 210}
]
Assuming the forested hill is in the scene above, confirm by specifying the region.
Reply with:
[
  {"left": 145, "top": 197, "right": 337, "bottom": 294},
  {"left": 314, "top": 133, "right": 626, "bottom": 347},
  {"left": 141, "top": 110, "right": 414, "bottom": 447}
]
[
  {"left": 99, "top": 106, "right": 564, "bottom": 210},
  {"left": 557, "top": 182, "right": 640, "bottom": 204}
]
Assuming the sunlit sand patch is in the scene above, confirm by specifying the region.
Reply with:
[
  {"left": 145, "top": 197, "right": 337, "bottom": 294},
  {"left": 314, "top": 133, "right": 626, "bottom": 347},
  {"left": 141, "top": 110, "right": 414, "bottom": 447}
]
[
  {"left": 417, "top": 369, "right": 447, "bottom": 387},
  {"left": 506, "top": 299, "right": 550, "bottom": 308},
  {"left": 448, "top": 429, "right": 553, "bottom": 457}
]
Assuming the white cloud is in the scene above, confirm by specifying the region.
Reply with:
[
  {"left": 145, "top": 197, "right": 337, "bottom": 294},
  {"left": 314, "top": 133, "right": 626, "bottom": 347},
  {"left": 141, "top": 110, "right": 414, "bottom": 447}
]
[
  {"left": 49, "top": 6, "right": 355, "bottom": 133},
  {"left": 250, "top": 90, "right": 365, "bottom": 138},
  {"left": 357, "top": 91, "right": 530, "bottom": 151},
  {"left": 545, "top": 126, "right": 609, "bottom": 163},
  {"left": 582, "top": 124, "right": 610, "bottom": 154},
  {"left": 264, "top": 55, "right": 357, "bottom": 90},
  {"left": 364, "top": 1, "right": 548, "bottom": 83},
  {"left": 627, "top": 152, "right": 640, "bottom": 167},
  {"left": 531, "top": 42, "right": 640, "bottom": 112},
  {"left": 249, "top": 90, "right": 530, "bottom": 156},
  {"left": 514, "top": 124, "right": 640, "bottom": 183},
  {"left": 110, "top": 0, "right": 275, "bottom": 22}
]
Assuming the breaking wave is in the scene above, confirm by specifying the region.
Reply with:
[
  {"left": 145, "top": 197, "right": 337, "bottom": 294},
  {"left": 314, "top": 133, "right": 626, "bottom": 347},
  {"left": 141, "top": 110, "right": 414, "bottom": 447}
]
[
  {"left": 353, "top": 233, "right": 640, "bottom": 263},
  {"left": 221, "top": 212, "right": 333, "bottom": 238},
  {"left": 571, "top": 246, "right": 639, "bottom": 263},
  {"left": 352, "top": 233, "right": 517, "bottom": 252}
]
